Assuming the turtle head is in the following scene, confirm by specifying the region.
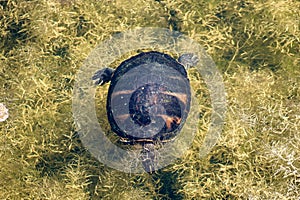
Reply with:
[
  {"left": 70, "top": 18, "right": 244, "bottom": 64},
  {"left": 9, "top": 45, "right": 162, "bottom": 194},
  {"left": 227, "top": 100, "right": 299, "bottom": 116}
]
[{"left": 140, "top": 143, "right": 157, "bottom": 173}]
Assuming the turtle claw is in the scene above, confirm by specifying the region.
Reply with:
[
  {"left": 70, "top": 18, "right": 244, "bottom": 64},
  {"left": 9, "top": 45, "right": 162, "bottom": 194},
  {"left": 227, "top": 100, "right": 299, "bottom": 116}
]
[
  {"left": 92, "top": 67, "right": 114, "bottom": 85},
  {"left": 178, "top": 53, "right": 199, "bottom": 69}
]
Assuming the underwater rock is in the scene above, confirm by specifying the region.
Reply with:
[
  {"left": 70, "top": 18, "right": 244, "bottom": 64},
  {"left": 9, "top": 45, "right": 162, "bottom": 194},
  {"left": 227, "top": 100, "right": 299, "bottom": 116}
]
[{"left": 0, "top": 103, "right": 9, "bottom": 122}]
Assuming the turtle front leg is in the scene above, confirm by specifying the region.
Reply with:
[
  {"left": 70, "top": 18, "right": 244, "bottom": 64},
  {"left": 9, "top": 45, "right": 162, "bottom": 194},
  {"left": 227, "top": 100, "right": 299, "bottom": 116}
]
[{"left": 92, "top": 67, "right": 114, "bottom": 85}]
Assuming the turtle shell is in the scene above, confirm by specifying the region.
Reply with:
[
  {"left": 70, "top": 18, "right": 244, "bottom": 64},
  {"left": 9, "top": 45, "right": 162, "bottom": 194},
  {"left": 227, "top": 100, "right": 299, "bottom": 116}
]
[{"left": 107, "top": 51, "right": 191, "bottom": 143}]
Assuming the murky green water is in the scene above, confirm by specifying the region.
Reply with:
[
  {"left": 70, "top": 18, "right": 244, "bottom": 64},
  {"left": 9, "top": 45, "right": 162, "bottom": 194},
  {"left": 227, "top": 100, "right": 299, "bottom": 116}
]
[{"left": 0, "top": 0, "right": 299, "bottom": 199}]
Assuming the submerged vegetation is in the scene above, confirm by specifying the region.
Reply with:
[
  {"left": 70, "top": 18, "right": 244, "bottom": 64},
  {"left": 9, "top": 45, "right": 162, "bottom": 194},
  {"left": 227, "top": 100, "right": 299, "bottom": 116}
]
[{"left": 0, "top": 0, "right": 299, "bottom": 199}]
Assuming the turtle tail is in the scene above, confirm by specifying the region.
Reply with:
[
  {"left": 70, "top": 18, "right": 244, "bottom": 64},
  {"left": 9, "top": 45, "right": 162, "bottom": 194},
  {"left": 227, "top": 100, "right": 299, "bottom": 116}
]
[{"left": 140, "top": 143, "right": 156, "bottom": 173}]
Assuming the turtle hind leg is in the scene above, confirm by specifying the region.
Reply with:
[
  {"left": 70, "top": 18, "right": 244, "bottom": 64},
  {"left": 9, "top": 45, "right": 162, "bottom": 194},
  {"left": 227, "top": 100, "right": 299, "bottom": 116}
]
[
  {"left": 92, "top": 67, "right": 114, "bottom": 85},
  {"left": 140, "top": 143, "right": 156, "bottom": 173},
  {"left": 178, "top": 53, "right": 199, "bottom": 69}
]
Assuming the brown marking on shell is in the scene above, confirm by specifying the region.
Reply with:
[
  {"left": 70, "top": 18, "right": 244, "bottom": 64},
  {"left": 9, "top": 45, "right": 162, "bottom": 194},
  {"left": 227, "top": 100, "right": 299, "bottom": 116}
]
[
  {"left": 120, "top": 132, "right": 177, "bottom": 144},
  {"left": 111, "top": 89, "right": 134, "bottom": 99},
  {"left": 134, "top": 138, "right": 155, "bottom": 143},
  {"left": 127, "top": 138, "right": 174, "bottom": 144},
  {"left": 134, "top": 137, "right": 176, "bottom": 144},
  {"left": 158, "top": 114, "right": 182, "bottom": 130},
  {"left": 115, "top": 114, "right": 130, "bottom": 122},
  {"left": 120, "top": 137, "right": 155, "bottom": 144},
  {"left": 161, "top": 91, "right": 187, "bottom": 105},
  {"left": 167, "top": 75, "right": 186, "bottom": 81}
]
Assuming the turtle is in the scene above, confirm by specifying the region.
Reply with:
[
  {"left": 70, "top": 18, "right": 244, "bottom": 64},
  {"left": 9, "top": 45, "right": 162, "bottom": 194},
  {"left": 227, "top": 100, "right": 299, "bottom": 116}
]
[{"left": 92, "top": 51, "right": 199, "bottom": 173}]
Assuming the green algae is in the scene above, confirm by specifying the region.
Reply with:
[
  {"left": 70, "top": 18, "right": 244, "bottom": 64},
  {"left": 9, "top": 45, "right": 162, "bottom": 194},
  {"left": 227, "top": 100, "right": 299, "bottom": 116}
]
[{"left": 0, "top": 0, "right": 299, "bottom": 199}]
